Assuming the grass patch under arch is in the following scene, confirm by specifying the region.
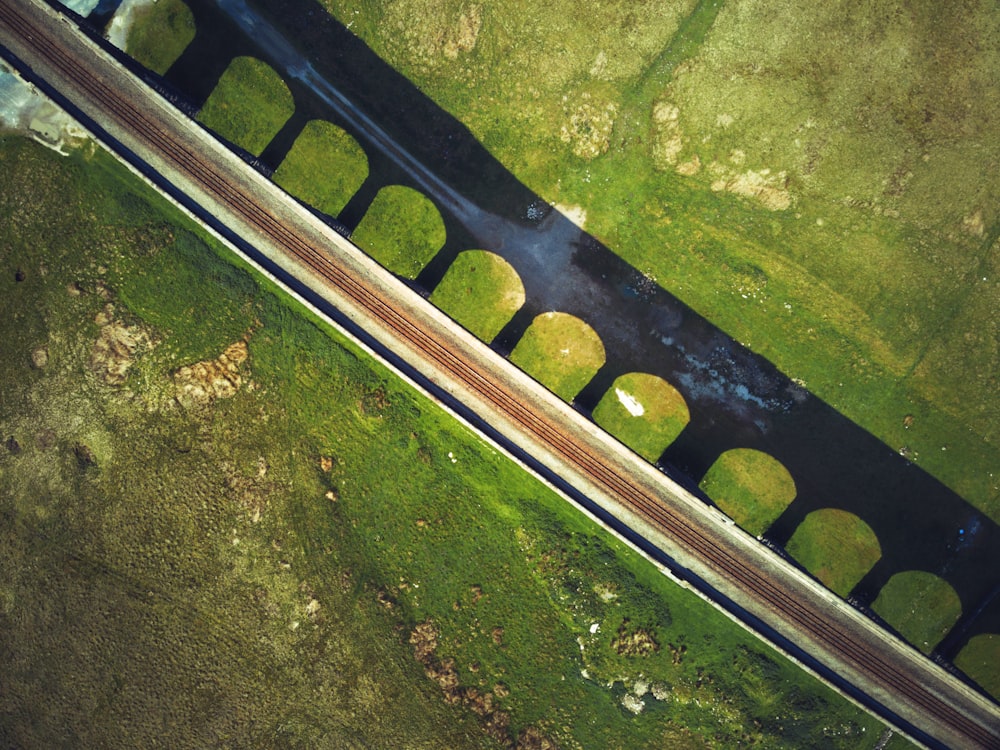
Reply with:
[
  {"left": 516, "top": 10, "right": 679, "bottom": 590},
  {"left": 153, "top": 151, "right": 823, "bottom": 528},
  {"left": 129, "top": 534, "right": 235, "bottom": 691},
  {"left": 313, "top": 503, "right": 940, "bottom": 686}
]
[
  {"left": 510, "top": 312, "right": 605, "bottom": 401},
  {"left": 197, "top": 56, "right": 294, "bottom": 156},
  {"left": 352, "top": 185, "right": 446, "bottom": 279},
  {"left": 956, "top": 634, "right": 1000, "bottom": 700},
  {"left": 124, "top": 0, "right": 195, "bottom": 75},
  {"left": 592, "top": 372, "right": 689, "bottom": 462},
  {"left": 785, "top": 509, "right": 881, "bottom": 597},
  {"left": 272, "top": 120, "right": 368, "bottom": 217},
  {"left": 699, "top": 448, "right": 796, "bottom": 537},
  {"left": 871, "top": 571, "right": 962, "bottom": 654},
  {"left": 430, "top": 249, "right": 525, "bottom": 342}
]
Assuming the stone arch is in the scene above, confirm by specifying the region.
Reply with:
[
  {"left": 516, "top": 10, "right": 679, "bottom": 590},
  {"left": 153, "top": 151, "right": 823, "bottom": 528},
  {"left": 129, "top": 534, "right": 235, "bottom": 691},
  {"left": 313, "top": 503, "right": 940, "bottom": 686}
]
[
  {"left": 872, "top": 571, "right": 962, "bottom": 654},
  {"left": 510, "top": 312, "right": 605, "bottom": 401},
  {"left": 698, "top": 449, "right": 796, "bottom": 538},
  {"left": 592, "top": 372, "right": 690, "bottom": 463},
  {"left": 352, "top": 185, "right": 446, "bottom": 279},
  {"left": 429, "top": 250, "right": 525, "bottom": 342},
  {"left": 196, "top": 56, "right": 295, "bottom": 156},
  {"left": 786, "top": 509, "right": 881, "bottom": 597},
  {"left": 272, "top": 120, "right": 369, "bottom": 218},
  {"left": 955, "top": 634, "right": 1000, "bottom": 700}
]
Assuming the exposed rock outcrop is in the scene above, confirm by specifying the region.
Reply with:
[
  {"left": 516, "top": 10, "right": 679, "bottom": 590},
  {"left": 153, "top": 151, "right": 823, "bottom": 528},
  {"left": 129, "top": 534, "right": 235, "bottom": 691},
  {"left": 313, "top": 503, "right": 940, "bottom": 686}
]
[
  {"left": 173, "top": 341, "right": 249, "bottom": 409},
  {"left": 409, "top": 620, "right": 556, "bottom": 748},
  {"left": 91, "top": 320, "right": 150, "bottom": 385}
]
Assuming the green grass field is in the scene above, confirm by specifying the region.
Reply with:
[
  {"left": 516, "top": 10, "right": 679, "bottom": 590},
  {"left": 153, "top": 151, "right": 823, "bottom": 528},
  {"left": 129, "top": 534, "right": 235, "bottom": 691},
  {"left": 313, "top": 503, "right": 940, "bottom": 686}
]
[
  {"left": 351, "top": 184, "right": 446, "bottom": 278},
  {"left": 0, "top": 130, "right": 904, "bottom": 746},
  {"left": 120, "top": 0, "right": 998, "bottom": 700},
  {"left": 123, "top": 0, "right": 195, "bottom": 74},
  {"left": 786, "top": 509, "right": 883, "bottom": 597},
  {"left": 197, "top": 56, "right": 294, "bottom": 155},
  {"left": 510, "top": 312, "right": 606, "bottom": 401},
  {"left": 698, "top": 448, "right": 797, "bottom": 537},
  {"left": 272, "top": 119, "right": 369, "bottom": 217},
  {"left": 429, "top": 249, "right": 525, "bottom": 341},
  {"left": 310, "top": 0, "right": 999, "bottom": 662},
  {"left": 592, "top": 372, "right": 689, "bottom": 462},
  {"left": 955, "top": 635, "right": 1000, "bottom": 700},
  {"left": 314, "top": 0, "right": 999, "bottom": 530},
  {"left": 871, "top": 572, "right": 963, "bottom": 655}
]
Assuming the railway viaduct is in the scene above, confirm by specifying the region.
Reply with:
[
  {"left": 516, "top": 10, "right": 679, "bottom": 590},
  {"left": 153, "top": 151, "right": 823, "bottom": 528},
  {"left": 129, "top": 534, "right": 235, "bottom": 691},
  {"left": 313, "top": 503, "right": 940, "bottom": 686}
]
[{"left": 74, "top": 0, "right": 1000, "bottom": 659}]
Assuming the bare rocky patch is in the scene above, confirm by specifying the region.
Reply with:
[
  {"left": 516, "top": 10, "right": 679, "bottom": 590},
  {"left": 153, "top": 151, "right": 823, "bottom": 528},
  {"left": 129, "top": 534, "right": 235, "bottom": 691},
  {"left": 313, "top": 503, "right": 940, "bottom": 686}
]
[
  {"left": 709, "top": 165, "right": 792, "bottom": 211},
  {"left": 560, "top": 93, "right": 618, "bottom": 160},
  {"left": 90, "top": 318, "right": 151, "bottom": 386},
  {"left": 611, "top": 619, "right": 660, "bottom": 657},
  {"left": 651, "top": 101, "right": 686, "bottom": 171},
  {"left": 382, "top": 1, "right": 483, "bottom": 73},
  {"left": 409, "top": 620, "right": 556, "bottom": 748},
  {"left": 173, "top": 340, "right": 249, "bottom": 409}
]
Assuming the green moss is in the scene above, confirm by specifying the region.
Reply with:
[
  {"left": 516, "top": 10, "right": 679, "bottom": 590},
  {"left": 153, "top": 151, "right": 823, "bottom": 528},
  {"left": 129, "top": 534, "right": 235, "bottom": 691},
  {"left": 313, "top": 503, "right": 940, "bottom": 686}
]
[
  {"left": 699, "top": 449, "right": 797, "bottom": 537},
  {"left": 592, "top": 372, "right": 689, "bottom": 462},
  {"left": 430, "top": 249, "right": 524, "bottom": 341},
  {"left": 352, "top": 185, "right": 446, "bottom": 278},
  {"left": 955, "top": 634, "right": 1000, "bottom": 700},
  {"left": 272, "top": 120, "right": 368, "bottom": 217},
  {"left": 124, "top": 0, "right": 195, "bottom": 74},
  {"left": 510, "top": 312, "right": 606, "bottom": 401},
  {"left": 786, "top": 509, "right": 882, "bottom": 597},
  {"left": 197, "top": 56, "right": 294, "bottom": 156},
  {"left": 872, "top": 572, "right": 962, "bottom": 654}
]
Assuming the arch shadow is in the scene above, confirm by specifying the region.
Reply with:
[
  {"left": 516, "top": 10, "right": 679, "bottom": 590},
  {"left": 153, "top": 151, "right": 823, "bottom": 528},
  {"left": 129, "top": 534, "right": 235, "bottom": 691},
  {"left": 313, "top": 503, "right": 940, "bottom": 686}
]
[{"left": 75, "top": 0, "right": 1000, "bottom": 643}]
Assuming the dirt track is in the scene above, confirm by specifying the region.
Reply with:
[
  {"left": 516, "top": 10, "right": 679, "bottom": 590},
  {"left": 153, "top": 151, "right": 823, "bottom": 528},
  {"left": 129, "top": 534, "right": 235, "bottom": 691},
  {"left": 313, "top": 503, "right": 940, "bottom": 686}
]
[{"left": 0, "top": 2, "right": 996, "bottom": 747}]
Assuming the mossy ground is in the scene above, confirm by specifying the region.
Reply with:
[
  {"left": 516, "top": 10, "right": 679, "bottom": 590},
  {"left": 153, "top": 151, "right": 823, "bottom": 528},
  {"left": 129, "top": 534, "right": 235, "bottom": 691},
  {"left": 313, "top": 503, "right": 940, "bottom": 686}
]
[
  {"left": 591, "top": 372, "right": 689, "bottom": 463},
  {"left": 430, "top": 249, "right": 525, "bottom": 342},
  {"left": 509, "top": 312, "right": 606, "bottom": 402},
  {"left": 0, "top": 131, "right": 899, "bottom": 745},
  {"left": 786, "top": 510, "right": 883, "bottom": 597},
  {"left": 351, "top": 184, "right": 447, "bottom": 279},
  {"left": 124, "top": 0, "right": 195, "bottom": 74},
  {"left": 871, "top": 572, "right": 963, "bottom": 655},
  {"left": 196, "top": 56, "right": 294, "bottom": 156},
  {"left": 272, "top": 119, "right": 369, "bottom": 217},
  {"left": 955, "top": 635, "right": 1000, "bottom": 700},
  {"left": 698, "top": 448, "right": 797, "bottom": 537}
]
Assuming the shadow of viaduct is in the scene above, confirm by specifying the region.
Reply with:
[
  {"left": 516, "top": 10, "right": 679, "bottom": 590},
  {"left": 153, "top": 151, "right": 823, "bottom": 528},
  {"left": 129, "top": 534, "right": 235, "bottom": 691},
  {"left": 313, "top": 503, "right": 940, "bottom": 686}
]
[{"left": 80, "top": 0, "right": 999, "bottom": 660}]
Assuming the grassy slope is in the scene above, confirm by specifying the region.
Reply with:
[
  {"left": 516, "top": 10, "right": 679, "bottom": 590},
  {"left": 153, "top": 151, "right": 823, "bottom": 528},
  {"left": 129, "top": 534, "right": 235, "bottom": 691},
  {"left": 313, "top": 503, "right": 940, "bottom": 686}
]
[
  {"left": 591, "top": 372, "right": 689, "bottom": 462},
  {"left": 124, "top": 0, "right": 195, "bottom": 74},
  {"left": 509, "top": 311, "right": 606, "bottom": 401},
  {"left": 872, "top": 572, "right": 963, "bottom": 655},
  {"left": 0, "top": 132, "right": 899, "bottom": 746},
  {"left": 351, "top": 184, "right": 447, "bottom": 278},
  {"left": 272, "top": 119, "right": 369, "bottom": 216},
  {"left": 786, "top": 510, "right": 883, "bottom": 598},
  {"left": 430, "top": 249, "right": 525, "bottom": 342},
  {"left": 955, "top": 635, "right": 1000, "bottom": 700},
  {"left": 197, "top": 56, "right": 294, "bottom": 155},
  {"left": 317, "top": 0, "right": 1000, "bottom": 529},
  {"left": 698, "top": 448, "right": 797, "bottom": 537}
]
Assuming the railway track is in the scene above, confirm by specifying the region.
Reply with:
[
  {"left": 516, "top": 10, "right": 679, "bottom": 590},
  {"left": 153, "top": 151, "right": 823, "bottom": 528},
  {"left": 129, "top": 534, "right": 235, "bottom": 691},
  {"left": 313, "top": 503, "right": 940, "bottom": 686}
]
[{"left": 1, "top": 2, "right": 997, "bottom": 747}]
